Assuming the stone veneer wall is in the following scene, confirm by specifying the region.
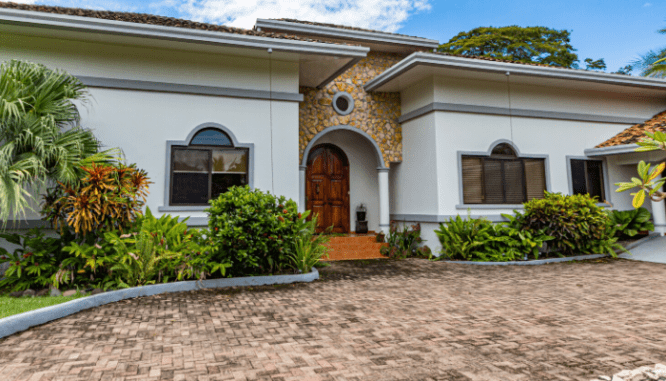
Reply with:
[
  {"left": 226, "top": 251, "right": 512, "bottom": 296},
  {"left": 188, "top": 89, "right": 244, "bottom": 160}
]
[{"left": 299, "top": 52, "right": 405, "bottom": 166}]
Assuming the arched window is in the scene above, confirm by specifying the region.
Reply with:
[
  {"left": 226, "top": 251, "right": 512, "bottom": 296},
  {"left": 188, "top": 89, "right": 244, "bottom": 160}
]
[
  {"left": 170, "top": 128, "right": 249, "bottom": 205},
  {"left": 461, "top": 142, "right": 546, "bottom": 205}
]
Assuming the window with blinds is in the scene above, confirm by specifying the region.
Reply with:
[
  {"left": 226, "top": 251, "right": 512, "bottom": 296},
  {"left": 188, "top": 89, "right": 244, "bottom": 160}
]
[
  {"left": 461, "top": 144, "right": 546, "bottom": 205},
  {"left": 570, "top": 159, "right": 605, "bottom": 201},
  {"left": 170, "top": 128, "right": 249, "bottom": 206}
]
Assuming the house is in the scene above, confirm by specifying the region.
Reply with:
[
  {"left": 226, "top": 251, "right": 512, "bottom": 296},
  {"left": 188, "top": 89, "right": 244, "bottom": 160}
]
[{"left": 2, "top": 3, "right": 666, "bottom": 254}]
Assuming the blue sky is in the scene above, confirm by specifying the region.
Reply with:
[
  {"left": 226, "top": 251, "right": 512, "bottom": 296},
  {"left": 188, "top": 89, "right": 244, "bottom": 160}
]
[{"left": 15, "top": 0, "right": 666, "bottom": 73}]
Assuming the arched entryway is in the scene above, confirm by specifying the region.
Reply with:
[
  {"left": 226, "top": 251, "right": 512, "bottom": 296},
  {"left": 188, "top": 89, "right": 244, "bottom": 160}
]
[
  {"left": 299, "top": 125, "right": 390, "bottom": 234},
  {"left": 306, "top": 144, "right": 350, "bottom": 233}
]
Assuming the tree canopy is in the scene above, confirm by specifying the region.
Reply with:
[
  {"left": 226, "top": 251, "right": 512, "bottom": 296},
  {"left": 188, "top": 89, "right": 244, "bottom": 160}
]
[{"left": 438, "top": 26, "right": 605, "bottom": 70}]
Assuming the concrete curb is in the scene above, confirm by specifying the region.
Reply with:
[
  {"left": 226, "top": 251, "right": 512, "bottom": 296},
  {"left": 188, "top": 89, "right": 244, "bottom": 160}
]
[
  {"left": 0, "top": 268, "right": 319, "bottom": 339},
  {"left": 622, "top": 232, "right": 661, "bottom": 252},
  {"left": 441, "top": 254, "right": 610, "bottom": 266}
]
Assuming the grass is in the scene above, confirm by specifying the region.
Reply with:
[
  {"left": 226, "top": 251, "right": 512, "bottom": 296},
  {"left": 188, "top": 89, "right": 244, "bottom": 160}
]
[{"left": 0, "top": 295, "right": 83, "bottom": 319}]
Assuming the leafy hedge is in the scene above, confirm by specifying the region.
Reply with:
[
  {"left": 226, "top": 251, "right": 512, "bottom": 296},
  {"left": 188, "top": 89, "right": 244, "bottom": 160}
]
[
  {"left": 515, "top": 192, "right": 620, "bottom": 256},
  {"left": 206, "top": 186, "right": 313, "bottom": 277}
]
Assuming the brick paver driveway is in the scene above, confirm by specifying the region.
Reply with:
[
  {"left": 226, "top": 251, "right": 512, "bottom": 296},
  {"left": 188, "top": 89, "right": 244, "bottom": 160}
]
[{"left": 1, "top": 259, "right": 665, "bottom": 381}]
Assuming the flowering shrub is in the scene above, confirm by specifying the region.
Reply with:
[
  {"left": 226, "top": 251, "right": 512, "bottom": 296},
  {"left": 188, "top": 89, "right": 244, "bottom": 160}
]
[{"left": 207, "top": 186, "right": 308, "bottom": 276}]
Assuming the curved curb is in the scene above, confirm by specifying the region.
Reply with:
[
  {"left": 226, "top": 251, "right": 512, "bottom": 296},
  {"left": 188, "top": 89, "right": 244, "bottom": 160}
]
[
  {"left": 441, "top": 254, "right": 610, "bottom": 266},
  {"left": 0, "top": 268, "right": 319, "bottom": 340}
]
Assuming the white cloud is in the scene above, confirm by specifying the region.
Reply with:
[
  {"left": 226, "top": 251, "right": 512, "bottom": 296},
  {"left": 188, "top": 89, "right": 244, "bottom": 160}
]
[
  {"left": 8, "top": 0, "right": 37, "bottom": 3},
  {"left": 166, "top": 0, "right": 431, "bottom": 32},
  {"left": 644, "top": 2, "right": 652, "bottom": 6}
]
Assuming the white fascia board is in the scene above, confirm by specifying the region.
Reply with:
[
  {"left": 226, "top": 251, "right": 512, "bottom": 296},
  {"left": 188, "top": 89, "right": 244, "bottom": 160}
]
[
  {"left": 584, "top": 144, "right": 641, "bottom": 157},
  {"left": 255, "top": 19, "right": 440, "bottom": 49},
  {"left": 0, "top": 8, "right": 369, "bottom": 58},
  {"left": 365, "top": 52, "right": 666, "bottom": 91}
]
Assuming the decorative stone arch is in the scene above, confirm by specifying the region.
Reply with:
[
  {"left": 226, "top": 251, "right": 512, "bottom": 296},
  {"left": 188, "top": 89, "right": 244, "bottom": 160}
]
[
  {"left": 300, "top": 125, "right": 386, "bottom": 169},
  {"left": 299, "top": 125, "right": 390, "bottom": 234}
]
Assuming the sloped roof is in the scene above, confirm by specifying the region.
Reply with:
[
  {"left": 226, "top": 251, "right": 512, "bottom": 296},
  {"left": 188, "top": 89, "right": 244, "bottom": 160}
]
[
  {"left": 0, "top": 2, "right": 340, "bottom": 44},
  {"left": 271, "top": 18, "right": 428, "bottom": 40},
  {"left": 596, "top": 110, "right": 666, "bottom": 148}
]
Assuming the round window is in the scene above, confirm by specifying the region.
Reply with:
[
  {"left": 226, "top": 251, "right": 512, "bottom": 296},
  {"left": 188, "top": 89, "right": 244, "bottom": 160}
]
[{"left": 332, "top": 92, "right": 354, "bottom": 115}]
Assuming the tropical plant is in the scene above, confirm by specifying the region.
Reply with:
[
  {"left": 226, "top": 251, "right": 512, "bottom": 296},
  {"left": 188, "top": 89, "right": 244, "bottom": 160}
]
[
  {"left": 0, "top": 227, "right": 70, "bottom": 291},
  {"left": 380, "top": 222, "right": 425, "bottom": 259},
  {"left": 438, "top": 26, "right": 604, "bottom": 69},
  {"left": 608, "top": 208, "right": 654, "bottom": 239},
  {"left": 288, "top": 214, "right": 329, "bottom": 273},
  {"left": 615, "top": 131, "right": 666, "bottom": 207},
  {"left": 0, "top": 60, "right": 116, "bottom": 224},
  {"left": 207, "top": 185, "right": 306, "bottom": 276},
  {"left": 42, "top": 162, "right": 151, "bottom": 236},
  {"left": 55, "top": 208, "right": 229, "bottom": 289},
  {"left": 514, "top": 192, "right": 622, "bottom": 257},
  {"left": 631, "top": 26, "right": 666, "bottom": 77},
  {"left": 435, "top": 214, "right": 553, "bottom": 262}
]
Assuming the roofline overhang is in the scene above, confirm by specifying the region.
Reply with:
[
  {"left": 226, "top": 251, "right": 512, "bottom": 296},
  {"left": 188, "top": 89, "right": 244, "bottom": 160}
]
[
  {"left": 0, "top": 8, "right": 370, "bottom": 58},
  {"left": 365, "top": 52, "right": 666, "bottom": 92},
  {"left": 255, "top": 19, "right": 440, "bottom": 49},
  {"left": 584, "top": 144, "right": 641, "bottom": 157}
]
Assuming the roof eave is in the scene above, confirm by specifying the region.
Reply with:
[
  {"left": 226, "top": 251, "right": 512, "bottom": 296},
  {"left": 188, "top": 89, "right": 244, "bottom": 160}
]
[
  {"left": 365, "top": 52, "right": 666, "bottom": 92},
  {"left": 0, "top": 8, "right": 370, "bottom": 57},
  {"left": 255, "top": 19, "right": 440, "bottom": 49},
  {"left": 584, "top": 144, "right": 641, "bottom": 157}
]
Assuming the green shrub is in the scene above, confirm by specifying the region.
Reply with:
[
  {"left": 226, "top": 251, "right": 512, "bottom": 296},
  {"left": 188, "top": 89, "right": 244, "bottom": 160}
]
[
  {"left": 515, "top": 192, "right": 621, "bottom": 256},
  {"left": 434, "top": 214, "right": 553, "bottom": 262},
  {"left": 380, "top": 222, "right": 425, "bottom": 259},
  {"left": 56, "top": 208, "right": 228, "bottom": 289},
  {"left": 0, "top": 227, "right": 73, "bottom": 291},
  {"left": 206, "top": 186, "right": 306, "bottom": 276},
  {"left": 289, "top": 215, "right": 329, "bottom": 273},
  {"left": 608, "top": 208, "right": 654, "bottom": 239}
]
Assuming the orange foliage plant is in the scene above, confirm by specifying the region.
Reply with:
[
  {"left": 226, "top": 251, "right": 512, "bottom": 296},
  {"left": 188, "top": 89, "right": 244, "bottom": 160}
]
[{"left": 42, "top": 163, "right": 151, "bottom": 236}]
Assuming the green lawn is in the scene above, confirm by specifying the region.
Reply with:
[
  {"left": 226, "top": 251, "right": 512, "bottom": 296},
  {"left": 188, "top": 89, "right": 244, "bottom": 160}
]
[{"left": 0, "top": 295, "right": 83, "bottom": 319}]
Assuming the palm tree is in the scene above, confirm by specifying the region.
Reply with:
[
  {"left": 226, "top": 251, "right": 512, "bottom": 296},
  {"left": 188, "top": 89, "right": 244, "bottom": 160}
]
[
  {"left": 0, "top": 60, "right": 115, "bottom": 225},
  {"left": 633, "top": 27, "right": 666, "bottom": 77}
]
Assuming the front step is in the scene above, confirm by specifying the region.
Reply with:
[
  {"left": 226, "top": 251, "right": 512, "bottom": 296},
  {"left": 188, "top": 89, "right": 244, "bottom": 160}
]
[{"left": 322, "top": 235, "right": 388, "bottom": 261}]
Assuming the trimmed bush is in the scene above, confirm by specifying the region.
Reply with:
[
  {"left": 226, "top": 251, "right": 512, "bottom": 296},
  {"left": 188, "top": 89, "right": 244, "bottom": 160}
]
[
  {"left": 207, "top": 186, "right": 306, "bottom": 276},
  {"left": 515, "top": 192, "right": 620, "bottom": 256}
]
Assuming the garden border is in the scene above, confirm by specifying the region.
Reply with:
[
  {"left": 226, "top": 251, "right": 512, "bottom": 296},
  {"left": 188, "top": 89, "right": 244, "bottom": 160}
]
[
  {"left": 441, "top": 254, "right": 610, "bottom": 266},
  {"left": 0, "top": 268, "right": 319, "bottom": 339}
]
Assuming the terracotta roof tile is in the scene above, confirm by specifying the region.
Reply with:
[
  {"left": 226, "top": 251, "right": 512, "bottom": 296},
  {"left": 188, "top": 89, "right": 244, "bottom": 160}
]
[
  {"left": 0, "top": 2, "right": 342, "bottom": 44},
  {"left": 596, "top": 110, "right": 666, "bottom": 148}
]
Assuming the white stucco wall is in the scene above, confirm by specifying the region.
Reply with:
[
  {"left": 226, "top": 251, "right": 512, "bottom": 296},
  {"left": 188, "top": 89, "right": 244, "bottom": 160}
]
[
  {"left": 0, "top": 31, "right": 301, "bottom": 228},
  {"left": 394, "top": 73, "right": 666, "bottom": 254},
  {"left": 317, "top": 130, "right": 381, "bottom": 233}
]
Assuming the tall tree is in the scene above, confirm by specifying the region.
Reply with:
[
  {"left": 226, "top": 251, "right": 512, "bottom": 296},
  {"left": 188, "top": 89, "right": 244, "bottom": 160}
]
[
  {"left": 438, "top": 26, "right": 603, "bottom": 69},
  {"left": 0, "top": 60, "right": 115, "bottom": 224}
]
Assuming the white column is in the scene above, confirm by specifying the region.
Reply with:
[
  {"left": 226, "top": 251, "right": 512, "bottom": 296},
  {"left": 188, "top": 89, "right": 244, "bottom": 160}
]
[
  {"left": 299, "top": 166, "right": 306, "bottom": 213},
  {"left": 651, "top": 173, "right": 666, "bottom": 235},
  {"left": 378, "top": 167, "right": 390, "bottom": 234}
]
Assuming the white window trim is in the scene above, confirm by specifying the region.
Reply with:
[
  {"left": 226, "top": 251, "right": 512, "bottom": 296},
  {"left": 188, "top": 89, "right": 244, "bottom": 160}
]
[{"left": 565, "top": 155, "right": 612, "bottom": 207}]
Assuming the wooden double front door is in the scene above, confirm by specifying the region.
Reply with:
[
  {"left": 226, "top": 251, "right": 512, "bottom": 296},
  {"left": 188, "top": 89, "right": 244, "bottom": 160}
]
[{"left": 306, "top": 144, "right": 350, "bottom": 233}]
